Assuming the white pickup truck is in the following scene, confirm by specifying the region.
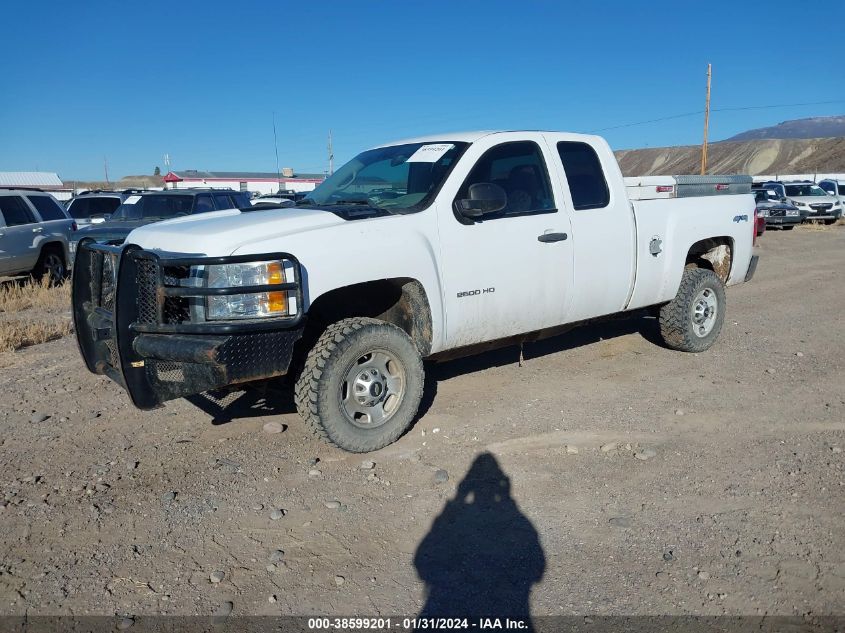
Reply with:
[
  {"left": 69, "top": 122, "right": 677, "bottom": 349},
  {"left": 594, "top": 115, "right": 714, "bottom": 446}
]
[{"left": 73, "top": 131, "right": 758, "bottom": 452}]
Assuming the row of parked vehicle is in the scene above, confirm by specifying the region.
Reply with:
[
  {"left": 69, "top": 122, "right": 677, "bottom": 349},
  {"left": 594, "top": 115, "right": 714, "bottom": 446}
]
[
  {"left": 753, "top": 178, "right": 844, "bottom": 230},
  {"left": 2, "top": 173, "right": 842, "bottom": 285},
  {"left": 0, "top": 186, "right": 298, "bottom": 282}
]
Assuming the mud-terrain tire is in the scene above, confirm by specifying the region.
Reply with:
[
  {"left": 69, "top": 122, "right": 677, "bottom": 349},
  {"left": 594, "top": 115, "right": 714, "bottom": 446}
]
[
  {"left": 32, "top": 246, "right": 66, "bottom": 285},
  {"left": 659, "top": 267, "right": 726, "bottom": 353},
  {"left": 294, "top": 317, "right": 424, "bottom": 452}
]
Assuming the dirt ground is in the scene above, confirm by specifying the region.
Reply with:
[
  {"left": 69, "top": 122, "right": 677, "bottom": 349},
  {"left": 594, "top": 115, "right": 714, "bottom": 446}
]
[{"left": 0, "top": 225, "right": 843, "bottom": 619}]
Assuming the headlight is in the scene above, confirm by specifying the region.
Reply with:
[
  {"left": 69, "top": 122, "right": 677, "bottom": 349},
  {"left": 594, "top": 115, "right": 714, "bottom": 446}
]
[
  {"left": 203, "top": 260, "right": 297, "bottom": 320},
  {"left": 833, "top": 202, "right": 841, "bottom": 209},
  {"left": 786, "top": 210, "right": 799, "bottom": 216},
  {"left": 757, "top": 208, "right": 769, "bottom": 217},
  {"left": 792, "top": 200, "right": 806, "bottom": 207}
]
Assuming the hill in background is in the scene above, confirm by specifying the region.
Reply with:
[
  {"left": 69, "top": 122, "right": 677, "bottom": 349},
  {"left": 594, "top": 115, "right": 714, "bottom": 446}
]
[
  {"left": 615, "top": 137, "right": 845, "bottom": 177},
  {"left": 62, "top": 175, "right": 162, "bottom": 190},
  {"left": 725, "top": 115, "right": 845, "bottom": 141}
]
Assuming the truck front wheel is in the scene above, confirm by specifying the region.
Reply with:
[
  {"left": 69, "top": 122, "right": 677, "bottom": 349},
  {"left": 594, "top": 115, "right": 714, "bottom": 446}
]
[
  {"left": 658, "top": 267, "right": 726, "bottom": 353},
  {"left": 294, "top": 317, "right": 424, "bottom": 452}
]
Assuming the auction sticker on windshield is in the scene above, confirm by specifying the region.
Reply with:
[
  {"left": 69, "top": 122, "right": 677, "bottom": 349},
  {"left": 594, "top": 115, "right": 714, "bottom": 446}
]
[{"left": 406, "top": 143, "right": 455, "bottom": 162}]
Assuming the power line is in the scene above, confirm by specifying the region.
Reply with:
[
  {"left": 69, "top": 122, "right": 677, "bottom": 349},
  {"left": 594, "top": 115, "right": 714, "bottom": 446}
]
[{"left": 589, "top": 99, "right": 845, "bottom": 134}]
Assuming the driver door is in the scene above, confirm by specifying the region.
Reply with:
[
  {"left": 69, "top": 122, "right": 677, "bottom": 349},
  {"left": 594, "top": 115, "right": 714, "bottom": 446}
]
[{"left": 435, "top": 136, "right": 573, "bottom": 348}]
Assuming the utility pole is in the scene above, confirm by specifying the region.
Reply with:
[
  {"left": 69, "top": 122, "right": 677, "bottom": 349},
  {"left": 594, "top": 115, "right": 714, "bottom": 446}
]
[
  {"left": 104, "top": 156, "right": 110, "bottom": 186},
  {"left": 272, "top": 112, "right": 282, "bottom": 193},
  {"left": 701, "top": 63, "right": 712, "bottom": 175},
  {"left": 327, "top": 129, "right": 334, "bottom": 176}
]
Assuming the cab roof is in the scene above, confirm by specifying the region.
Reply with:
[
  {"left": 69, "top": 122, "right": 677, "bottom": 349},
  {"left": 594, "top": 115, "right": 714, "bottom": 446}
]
[{"left": 373, "top": 130, "right": 595, "bottom": 149}]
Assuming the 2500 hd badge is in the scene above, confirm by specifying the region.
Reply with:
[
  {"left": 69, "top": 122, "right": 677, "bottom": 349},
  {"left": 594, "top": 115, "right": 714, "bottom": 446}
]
[{"left": 457, "top": 287, "right": 495, "bottom": 298}]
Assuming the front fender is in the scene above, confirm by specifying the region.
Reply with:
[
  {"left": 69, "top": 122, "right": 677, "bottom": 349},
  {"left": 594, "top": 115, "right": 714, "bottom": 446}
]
[{"left": 232, "top": 213, "right": 447, "bottom": 353}]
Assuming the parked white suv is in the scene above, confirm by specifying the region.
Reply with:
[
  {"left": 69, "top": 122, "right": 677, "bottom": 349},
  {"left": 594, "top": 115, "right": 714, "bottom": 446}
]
[
  {"left": 0, "top": 188, "right": 75, "bottom": 281},
  {"left": 818, "top": 178, "right": 845, "bottom": 218},
  {"left": 763, "top": 181, "right": 841, "bottom": 224}
]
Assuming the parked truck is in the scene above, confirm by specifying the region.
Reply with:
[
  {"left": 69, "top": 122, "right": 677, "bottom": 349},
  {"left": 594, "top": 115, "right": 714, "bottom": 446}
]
[{"left": 73, "top": 131, "right": 758, "bottom": 452}]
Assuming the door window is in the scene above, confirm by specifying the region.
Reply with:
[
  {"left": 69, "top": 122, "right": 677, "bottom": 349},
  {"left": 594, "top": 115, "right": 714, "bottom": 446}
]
[
  {"left": 556, "top": 142, "right": 610, "bottom": 210},
  {"left": 194, "top": 195, "right": 215, "bottom": 213},
  {"left": 0, "top": 196, "right": 37, "bottom": 226},
  {"left": 212, "top": 193, "right": 236, "bottom": 210},
  {"left": 456, "top": 141, "right": 555, "bottom": 218},
  {"left": 26, "top": 195, "right": 67, "bottom": 221}
]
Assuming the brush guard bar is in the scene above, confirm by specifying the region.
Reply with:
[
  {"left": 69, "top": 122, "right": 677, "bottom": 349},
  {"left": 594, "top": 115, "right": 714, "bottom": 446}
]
[{"left": 72, "top": 242, "right": 305, "bottom": 410}]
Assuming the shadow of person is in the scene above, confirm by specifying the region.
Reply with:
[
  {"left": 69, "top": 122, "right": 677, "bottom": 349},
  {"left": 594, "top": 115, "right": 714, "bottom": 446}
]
[{"left": 414, "top": 452, "right": 545, "bottom": 623}]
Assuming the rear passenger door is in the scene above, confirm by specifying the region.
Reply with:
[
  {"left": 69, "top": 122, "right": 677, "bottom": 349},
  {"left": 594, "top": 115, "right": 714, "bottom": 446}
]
[
  {"left": 0, "top": 195, "right": 41, "bottom": 274},
  {"left": 27, "top": 194, "right": 71, "bottom": 236},
  {"left": 544, "top": 135, "right": 636, "bottom": 321}
]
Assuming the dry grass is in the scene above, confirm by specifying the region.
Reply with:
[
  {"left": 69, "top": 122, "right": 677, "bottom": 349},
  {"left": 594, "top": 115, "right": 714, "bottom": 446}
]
[
  {"left": 0, "top": 278, "right": 73, "bottom": 353},
  {"left": 0, "top": 277, "right": 71, "bottom": 313},
  {"left": 0, "top": 319, "right": 74, "bottom": 353}
]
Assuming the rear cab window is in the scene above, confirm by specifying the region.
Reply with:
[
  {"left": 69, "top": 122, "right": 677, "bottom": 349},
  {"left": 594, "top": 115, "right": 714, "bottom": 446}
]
[
  {"left": 26, "top": 195, "right": 67, "bottom": 221},
  {"left": 556, "top": 141, "right": 610, "bottom": 210},
  {"left": 0, "top": 196, "right": 37, "bottom": 226}
]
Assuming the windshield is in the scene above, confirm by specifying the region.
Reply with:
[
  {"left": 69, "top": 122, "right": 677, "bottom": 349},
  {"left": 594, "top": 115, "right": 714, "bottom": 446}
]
[
  {"left": 302, "top": 141, "right": 469, "bottom": 212},
  {"left": 112, "top": 194, "right": 194, "bottom": 220},
  {"left": 784, "top": 184, "right": 827, "bottom": 197}
]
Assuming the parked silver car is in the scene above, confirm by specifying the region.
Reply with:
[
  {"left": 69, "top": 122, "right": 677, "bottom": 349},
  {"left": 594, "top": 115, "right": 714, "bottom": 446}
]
[{"left": 0, "top": 188, "right": 75, "bottom": 282}]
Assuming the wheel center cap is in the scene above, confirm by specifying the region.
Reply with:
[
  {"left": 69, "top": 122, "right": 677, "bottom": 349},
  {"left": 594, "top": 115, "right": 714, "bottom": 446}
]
[{"left": 370, "top": 382, "right": 384, "bottom": 398}]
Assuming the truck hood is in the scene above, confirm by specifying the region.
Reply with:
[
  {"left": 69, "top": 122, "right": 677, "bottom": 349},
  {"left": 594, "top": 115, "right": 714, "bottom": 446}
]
[
  {"left": 126, "top": 207, "right": 350, "bottom": 255},
  {"left": 75, "top": 219, "right": 150, "bottom": 244}
]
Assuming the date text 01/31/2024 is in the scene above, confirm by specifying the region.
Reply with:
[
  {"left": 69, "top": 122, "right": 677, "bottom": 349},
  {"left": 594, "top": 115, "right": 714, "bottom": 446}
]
[{"left": 308, "top": 617, "right": 529, "bottom": 630}]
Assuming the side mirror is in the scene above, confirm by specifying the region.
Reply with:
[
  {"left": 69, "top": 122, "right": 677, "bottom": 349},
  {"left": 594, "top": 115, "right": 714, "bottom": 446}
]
[
  {"left": 455, "top": 183, "right": 507, "bottom": 218},
  {"left": 780, "top": 197, "right": 788, "bottom": 203}
]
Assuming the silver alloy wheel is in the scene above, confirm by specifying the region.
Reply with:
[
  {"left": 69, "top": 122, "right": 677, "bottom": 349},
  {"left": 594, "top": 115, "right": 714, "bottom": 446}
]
[
  {"left": 340, "top": 349, "right": 406, "bottom": 428},
  {"left": 43, "top": 253, "right": 65, "bottom": 282},
  {"left": 691, "top": 287, "right": 718, "bottom": 338}
]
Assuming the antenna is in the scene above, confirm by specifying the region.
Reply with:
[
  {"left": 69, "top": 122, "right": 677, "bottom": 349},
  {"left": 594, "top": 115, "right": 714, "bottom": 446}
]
[
  {"left": 701, "top": 63, "right": 712, "bottom": 175},
  {"left": 272, "top": 112, "right": 282, "bottom": 193},
  {"left": 328, "top": 129, "right": 334, "bottom": 176}
]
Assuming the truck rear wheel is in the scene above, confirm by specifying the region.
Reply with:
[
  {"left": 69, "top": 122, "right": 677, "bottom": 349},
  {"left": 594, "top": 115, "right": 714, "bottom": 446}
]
[
  {"left": 658, "top": 267, "right": 726, "bottom": 353},
  {"left": 294, "top": 317, "right": 424, "bottom": 452}
]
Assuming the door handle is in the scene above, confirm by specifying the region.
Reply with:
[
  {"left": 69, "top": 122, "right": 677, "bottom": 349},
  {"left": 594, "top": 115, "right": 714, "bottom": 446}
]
[
  {"left": 32, "top": 227, "right": 43, "bottom": 233},
  {"left": 537, "top": 232, "right": 568, "bottom": 243}
]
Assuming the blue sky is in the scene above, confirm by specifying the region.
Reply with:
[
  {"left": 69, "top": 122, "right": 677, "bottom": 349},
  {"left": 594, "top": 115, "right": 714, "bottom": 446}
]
[{"left": 2, "top": 0, "right": 843, "bottom": 180}]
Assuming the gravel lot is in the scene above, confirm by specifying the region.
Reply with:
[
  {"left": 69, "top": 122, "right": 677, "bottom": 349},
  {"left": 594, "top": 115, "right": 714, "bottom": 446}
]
[{"left": 0, "top": 225, "right": 843, "bottom": 619}]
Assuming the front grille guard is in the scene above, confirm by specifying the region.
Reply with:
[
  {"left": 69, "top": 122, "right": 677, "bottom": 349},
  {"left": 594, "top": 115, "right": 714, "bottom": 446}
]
[{"left": 72, "top": 242, "right": 304, "bottom": 410}]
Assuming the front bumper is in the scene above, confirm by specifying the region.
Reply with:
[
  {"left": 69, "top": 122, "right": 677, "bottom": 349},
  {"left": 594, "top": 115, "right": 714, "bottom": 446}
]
[
  {"left": 764, "top": 215, "right": 801, "bottom": 227},
  {"left": 72, "top": 243, "right": 305, "bottom": 410},
  {"left": 801, "top": 209, "right": 841, "bottom": 221}
]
